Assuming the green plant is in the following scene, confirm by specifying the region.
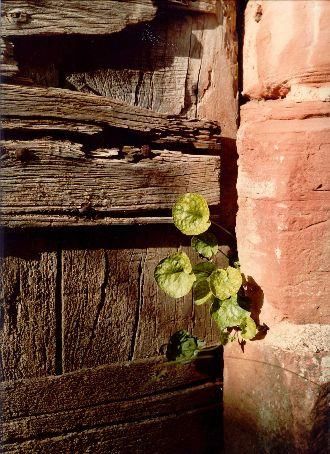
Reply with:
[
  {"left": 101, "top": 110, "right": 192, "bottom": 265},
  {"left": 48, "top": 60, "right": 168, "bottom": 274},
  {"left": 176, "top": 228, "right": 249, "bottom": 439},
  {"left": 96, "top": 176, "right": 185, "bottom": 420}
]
[{"left": 154, "top": 193, "right": 259, "bottom": 359}]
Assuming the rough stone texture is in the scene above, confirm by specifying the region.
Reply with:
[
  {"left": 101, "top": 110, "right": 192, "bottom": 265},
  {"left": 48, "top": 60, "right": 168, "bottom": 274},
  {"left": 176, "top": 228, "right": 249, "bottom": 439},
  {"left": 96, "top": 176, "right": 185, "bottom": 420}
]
[
  {"left": 237, "top": 100, "right": 330, "bottom": 325},
  {"left": 227, "top": 2, "right": 330, "bottom": 451},
  {"left": 224, "top": 340, "right": 329, "bottom": 454},
  {"left": 243, "top": 0, "right": 330, "bottom": 100}
]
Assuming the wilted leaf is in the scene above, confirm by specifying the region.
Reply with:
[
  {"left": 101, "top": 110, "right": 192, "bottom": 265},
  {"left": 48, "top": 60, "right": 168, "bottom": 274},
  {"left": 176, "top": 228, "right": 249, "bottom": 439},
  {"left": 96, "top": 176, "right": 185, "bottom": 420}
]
[
  {"left": 166, "top": 330, "right": 204, "bottom": 362},
  {"left": 193, "top": 279, "right": 214, "bottom": 306},
  {"left": 209, "top": 266, "right": 242, "bottom": 300},
  {"left": 193, "top": 262, "right": 216, "bottom": 282},
  {"left": 154, "top": 251, "right": 196, "bottom": 298},
  {"left": 191, "top": 232, "right": 218, "bottom": 259},
  {"left": 172, "top": 193, "right": 211, "bottom": 236}
]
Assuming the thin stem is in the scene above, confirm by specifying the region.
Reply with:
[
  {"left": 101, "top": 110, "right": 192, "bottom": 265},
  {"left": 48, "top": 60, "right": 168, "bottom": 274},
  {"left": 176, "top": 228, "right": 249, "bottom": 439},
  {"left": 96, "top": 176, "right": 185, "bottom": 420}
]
[{"left": 211, "top": 221, "right": 236, "bottom": 239}]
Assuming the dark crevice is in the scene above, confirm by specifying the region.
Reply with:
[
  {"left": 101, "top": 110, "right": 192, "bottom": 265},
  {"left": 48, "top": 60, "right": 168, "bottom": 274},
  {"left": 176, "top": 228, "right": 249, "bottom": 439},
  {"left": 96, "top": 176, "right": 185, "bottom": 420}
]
[
  {"left": 128, "top": 254, "right": 146, "bottom": 361},
  {"left": 54, "top": 248, "right": 63, "bottom": 376},
  {"left": 81, "top": 252, "right": 109, "bottom": 365}
]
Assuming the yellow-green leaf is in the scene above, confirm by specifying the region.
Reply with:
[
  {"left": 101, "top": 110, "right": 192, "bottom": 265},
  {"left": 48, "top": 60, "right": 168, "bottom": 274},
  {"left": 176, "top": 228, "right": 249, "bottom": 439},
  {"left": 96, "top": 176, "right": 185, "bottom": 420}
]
[
  {"left": 209, "top": 266, "right": 242, "bottom": 300},
  {"left": 154, "top": 251, "right": 196, "bottom": 298},
  {"left": 172, "top": 193, "right": 211, "bottom": 236}
]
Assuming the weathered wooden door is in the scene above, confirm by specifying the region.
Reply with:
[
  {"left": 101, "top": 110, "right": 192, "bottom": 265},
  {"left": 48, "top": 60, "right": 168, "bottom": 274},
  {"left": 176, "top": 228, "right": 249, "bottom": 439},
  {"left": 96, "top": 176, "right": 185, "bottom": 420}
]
[{"left": 0, "top": 1, "right": 238, "bottom": 452}]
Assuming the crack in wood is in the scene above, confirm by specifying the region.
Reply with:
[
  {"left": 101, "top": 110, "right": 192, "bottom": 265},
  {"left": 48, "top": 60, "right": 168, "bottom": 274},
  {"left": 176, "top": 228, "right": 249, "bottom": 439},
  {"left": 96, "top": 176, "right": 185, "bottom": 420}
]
[{"left": 129, "top": 253, "right": 147, "bottom": 361}]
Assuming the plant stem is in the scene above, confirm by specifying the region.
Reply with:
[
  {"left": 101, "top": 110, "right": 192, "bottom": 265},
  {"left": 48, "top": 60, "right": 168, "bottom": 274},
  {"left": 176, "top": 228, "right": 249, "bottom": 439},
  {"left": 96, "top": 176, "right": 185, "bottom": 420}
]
[{"left": 211, "top": 221, "right": 235, "bottom": 239}]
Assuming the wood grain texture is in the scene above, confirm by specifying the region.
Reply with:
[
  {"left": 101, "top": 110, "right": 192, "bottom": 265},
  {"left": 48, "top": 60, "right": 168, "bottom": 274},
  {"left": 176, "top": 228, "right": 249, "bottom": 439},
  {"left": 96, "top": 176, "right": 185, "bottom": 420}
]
[
  {"left": 2, "top": 382, "right": 220, "bottom": 443},
  {"left": 1, "top": 0, "right": 218, "bottom": 37},
  {"left": 1, "top": 84, "right": 221, "bottom": 151},
  {"left": 62, "top": 249, "right": 143, "bottom": 371},
  {"left": 60, "top": 227, "right": 224, "bottom": 372},
  {"left": 0, "top": 38, "right": 18, "bottom": 78},
  {"left": 2, "top": 406, "right": 221, "bottom": 453},
  {"left": 0, "top": 237, "right": 57, "bottom": 381},
  {"left": 1, "top": 355, "right": 221, "bottom": 418},
  {"left": 1, "top": 352, "right": 222, "bottom": 452},
  {"left": 0, "top": 140, "right": 220, "bottom": 227}
]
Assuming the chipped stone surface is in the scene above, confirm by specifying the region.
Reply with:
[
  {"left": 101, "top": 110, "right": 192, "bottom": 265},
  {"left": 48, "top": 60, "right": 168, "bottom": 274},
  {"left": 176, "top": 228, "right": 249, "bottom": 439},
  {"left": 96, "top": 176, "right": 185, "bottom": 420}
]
[
  {"left": 243, "top": 0, "right": 330, "bottom": 100},
  {"left": 237, "top": 100, "right": 330, "bottom": 325},
  {"left": 226, "top": 4, "right": 330, "bottom": 451}
]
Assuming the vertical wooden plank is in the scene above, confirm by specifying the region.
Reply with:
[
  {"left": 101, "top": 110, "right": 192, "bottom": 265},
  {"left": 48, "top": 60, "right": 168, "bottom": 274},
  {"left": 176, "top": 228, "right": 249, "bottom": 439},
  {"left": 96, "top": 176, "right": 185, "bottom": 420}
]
[
  {"left": 132, "top": 246, "right": 194, "bottom": 360},
  {"left": 0, "top": 236, "right": 57, "bottom": 381},
  {"left": 62, "top": 248, "right": 142, "bottom": 372}
]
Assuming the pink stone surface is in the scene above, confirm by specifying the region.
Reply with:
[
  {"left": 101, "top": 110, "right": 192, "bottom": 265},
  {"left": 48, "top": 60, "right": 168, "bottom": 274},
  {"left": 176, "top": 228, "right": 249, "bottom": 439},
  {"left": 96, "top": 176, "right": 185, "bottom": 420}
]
[
  {"left": 236, "top": 100, "right": 330, "bottom": 325},
  {"left": 224, "top": 341, "right": 329, "bottom": 453},
  {"left": 243, "top": 0, "right": 330, "bottom": 99}
]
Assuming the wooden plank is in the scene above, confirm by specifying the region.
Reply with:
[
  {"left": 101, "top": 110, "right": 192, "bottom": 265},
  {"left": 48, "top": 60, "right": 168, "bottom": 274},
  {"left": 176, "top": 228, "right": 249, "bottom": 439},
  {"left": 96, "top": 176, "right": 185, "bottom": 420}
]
[
  {"left": 2, "top": 382, "right": 221, "bottom": 443},
  {"left": 60, "top": 225, "right": 222, "bottom": 371},
  {"left": 1, "top": 117, "right": 104, "bottom": 136},
  {"left": 1, "top": 1, "right": 218, "bottom": 37},
  {"left": 0, "top": 355, "right": 222, "bottom": 419},
  {"left": 0, "top": 237, "right": 57, "bottom": 381},
  {"left": 0, "top": 140, "right": 220, "bottom": 227},
  {"left": 0, "top": 38, "right": 18, "bottom": 78},
  {"left": 1, "top": 84, "right": 221, "bottom": 151},
  {"left": 2, "top": 405, "right": 222, "bottom": 453},
  {"left": 62, "top": 249, "right": 143, "bottom": 372}
]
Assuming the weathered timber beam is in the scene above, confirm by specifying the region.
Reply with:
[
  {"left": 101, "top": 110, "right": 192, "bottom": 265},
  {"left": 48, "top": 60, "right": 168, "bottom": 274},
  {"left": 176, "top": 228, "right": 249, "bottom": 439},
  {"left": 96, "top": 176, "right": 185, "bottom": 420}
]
[
  {"left": 0, "top": 140, "right": 220, "bottom": 227},
  {"left": 1, "top": 84, "right": 221, "bottom": 151},
  {"left": 1, "top": 0, "right": 218, "bottom": 37},
  {"left": 1, "top": 383, "right": 220, "bottom": 445},
  {"left": 0, "top": 356, "right": 221, "bottom": 419},
  {"left": 0, "top": 38, "right": 18, "bottom": 78}
]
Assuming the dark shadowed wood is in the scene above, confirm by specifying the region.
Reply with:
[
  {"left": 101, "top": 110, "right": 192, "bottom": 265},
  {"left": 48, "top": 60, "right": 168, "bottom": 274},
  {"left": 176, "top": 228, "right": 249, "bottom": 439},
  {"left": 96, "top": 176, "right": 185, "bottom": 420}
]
[
  {"left": 0, "top": 140, "right": 220, "bottom": 227},
  {"left": 1, "top": 84, "right": 221, "bottom": 151},
  {"left": 0, "top": 238, "right": 57, "bottom": 381},
  {"left": 2, "top": 406, "right": 221, "bottom": 453},
  {"left": 60, "top": 227, "right": 224, "bottom": 371},
  {"left": 62, "top": 249, "right": 143, "bottom": 372},
  {"left": 2, "top": 382, "right": 220, "bottom": 443},
  {"left": 1, "top": 0, "right": 218, "bottom": 37},
  {"left": 0, "top": 355, "right": 221, "bottom": 419}
]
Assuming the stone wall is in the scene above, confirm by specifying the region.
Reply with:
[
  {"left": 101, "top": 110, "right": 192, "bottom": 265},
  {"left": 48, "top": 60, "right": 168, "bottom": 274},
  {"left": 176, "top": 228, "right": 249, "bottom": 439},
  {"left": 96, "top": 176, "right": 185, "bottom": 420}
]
[{"left": 224, "top": 1, "right": 330, "bottom": 452}]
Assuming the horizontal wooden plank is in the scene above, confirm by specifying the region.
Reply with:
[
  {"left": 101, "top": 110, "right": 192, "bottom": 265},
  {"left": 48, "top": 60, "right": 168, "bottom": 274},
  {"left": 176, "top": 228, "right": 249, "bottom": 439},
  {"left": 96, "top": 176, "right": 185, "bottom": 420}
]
[
  {"left": 1, "top": 84, "right": 221, "bottom": 151},
  {"left": 1, "top": 1, "right": 217, "bottom": 37},
  {"left": 2, "top": 382, "right": 221, "bottom": 443},
  {"left": 2, "top": 405, "right": 222, "bottom": 453},
  {"left": 1, "top": 355, "right": 222, "bottom": 419},
  {"left": 2, "top": 117, "right": 104, "bottom": 136},
  {"left": 0, "top": 140, "right": 220, "bottom": 227}
]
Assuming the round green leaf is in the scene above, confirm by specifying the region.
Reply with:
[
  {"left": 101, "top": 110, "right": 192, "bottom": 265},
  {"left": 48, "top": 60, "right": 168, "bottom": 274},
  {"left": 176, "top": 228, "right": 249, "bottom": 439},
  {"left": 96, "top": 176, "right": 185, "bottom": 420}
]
[
  {"left": 191, "top": 232, "right": 218, "bottom": 259},
  {"left": 211, "top": 295, "right": 249, "bottom": 330},
  {"left": 193, "top": 279, "right": 214, "bottom": 306},
  {"left": 172, "top": 193, "right": 211, "bottom": 236},
  {"left": 154, "top": 251, "right": 196, "bottom": 298},
  {"left": 209, "top": 266, "right": 243, "bottom": 300},
  {"left": 241, "top": 317, "right": 257, "bottom": 340},
  {"left": 193, "top": 262, "right": 216, "bottom": 282}
]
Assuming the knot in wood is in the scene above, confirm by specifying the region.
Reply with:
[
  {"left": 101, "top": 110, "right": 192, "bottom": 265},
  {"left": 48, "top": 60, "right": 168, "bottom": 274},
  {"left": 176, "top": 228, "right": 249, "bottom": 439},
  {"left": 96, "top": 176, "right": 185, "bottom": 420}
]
[
  {"left": 15, "top": 148, "right": 32, "bottom": 162},
  {"left": 7, "top": 9, "right": 30, "bottom": 25}
]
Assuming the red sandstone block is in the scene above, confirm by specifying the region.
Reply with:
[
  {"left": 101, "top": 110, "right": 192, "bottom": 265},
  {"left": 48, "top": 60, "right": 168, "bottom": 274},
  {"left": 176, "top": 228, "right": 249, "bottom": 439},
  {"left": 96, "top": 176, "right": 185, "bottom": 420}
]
[
  {"left": 236, "top": 100, "right": 329, "bottom": 324},
  {"left": 224, "top": 340, "right": 329, "bottom": 453},
  {"left": 243, "top": 0, "right": 330, "bottom": 99}
]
